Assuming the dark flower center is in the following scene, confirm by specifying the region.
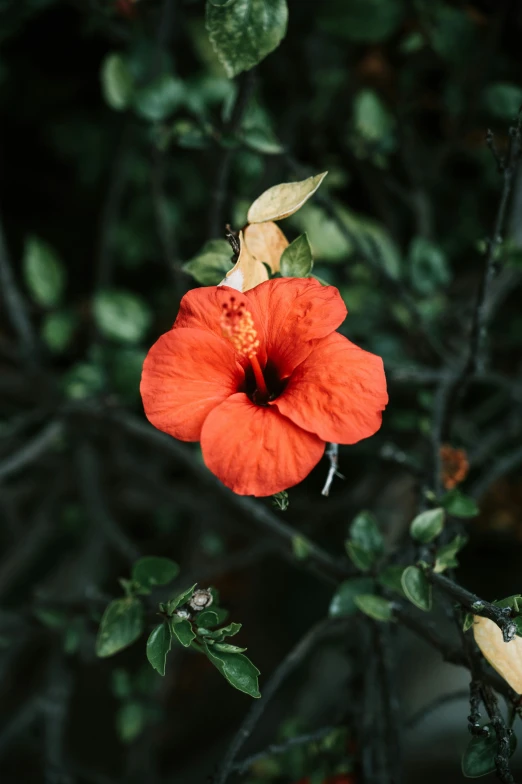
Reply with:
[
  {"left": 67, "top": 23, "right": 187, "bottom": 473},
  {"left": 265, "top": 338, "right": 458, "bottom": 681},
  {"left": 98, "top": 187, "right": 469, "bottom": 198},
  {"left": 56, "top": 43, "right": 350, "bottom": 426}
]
[{"left": 242, "top": 359, "right": 288, "bottom": 406}]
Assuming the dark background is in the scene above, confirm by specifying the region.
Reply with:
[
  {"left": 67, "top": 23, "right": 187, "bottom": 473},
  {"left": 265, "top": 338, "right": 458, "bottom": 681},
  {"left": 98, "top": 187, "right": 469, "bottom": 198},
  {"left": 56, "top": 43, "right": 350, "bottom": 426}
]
[{"left": 1, "top": 0, "right": 522, "bottom": 782}]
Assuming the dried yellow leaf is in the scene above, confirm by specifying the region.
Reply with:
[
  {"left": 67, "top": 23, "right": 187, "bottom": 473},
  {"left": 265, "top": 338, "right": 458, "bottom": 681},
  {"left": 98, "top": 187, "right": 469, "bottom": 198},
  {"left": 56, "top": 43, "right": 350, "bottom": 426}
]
[
  {"left": 243, "top": 221, "right": 289, "bottom": 274},
  {"left": 246, "top": 172, "right": 328, "bottom": 224},
  {"left": 473, "top": 615, "right": 522, "bottom": 693},
  {"left": 218, "top": 230, "right": 269, "bottom": 293}
]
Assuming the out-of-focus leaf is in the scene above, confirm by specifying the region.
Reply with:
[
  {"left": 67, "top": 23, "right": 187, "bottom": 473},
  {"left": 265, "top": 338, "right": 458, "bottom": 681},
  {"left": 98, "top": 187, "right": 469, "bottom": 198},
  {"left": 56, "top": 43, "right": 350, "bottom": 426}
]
[
  {"left": 134, "top": 74, "right": 185, "bottom": 122},
  {"left": 434, "top": 534, "right": 468, "bottom": 573},
  {"left": 319, "top": 0, "right": 404, "bottom": 43},
  {"left": 349, "top": 511, "right": 384, "bottom": 556},
  {"left": 247, "top": 172, "right": 328, "bottom": 224},
  {"left": 93, "top": 290, "right": 152, "bottom": 344},
  {"left": 206, "top": 0, "right": 288, "bottom": 78},
  {"left": 353, "top": 89, "right": 394, "bottom": 142},
  {"left": 354, "top": 594, "right": 394, "bottom": 622},
  {"left": 96, "top": 598, "right": 144, "bottom": 658},
  {"left": 378, "top": 566, "right": 407, "bottom": 597},
  {"left": 23, "top": 236, "right": 65, "bottom": 308},
  {"left": 101, "top": 53, "right": 134, "bottom": 111},
  {"left": 484, "top": 83, "right": 522, "bottom": 120},
  {"left": 345, "top": 541, "right": 375, "bottom": 573},
  {"left": 409, "top": 237, "right": 451, "bottom": 295},
  {"left": 410, "top": 508, "right": 445, "bottom": 544},
  {"left": 440, "top": 490, "right": 479, "bottom": 519},
  {"left": 329, "top": 578, "right": 375, "bottom": 617},
  {"left": 280, "top": 233, "right": 313, "bottom": 278},
  {"left": 146, "top": 622, "right": 172, "bottom": 676},
  {"left": 183, "top": 239, "right": 234, "bottom": 285},
  {"left": 63, "top": 362, "right": 105, "bottom": 400},
  {"left": 462, "top": 724, "right": 516, "bottom": 778},
  {"left": 204, "top": 643, "right": 261, "bottom": 697},
  {"left": 41, "top": 311, "right": 77, "bottom": 354},
  {"left": 132, "top": 557, "right": 179, "bottom": 593},
  {"left": 401, "top": 566, "right": 432, "bottom": 612},
  {"left": 116, "top": 701, "right": 145, "bottom": 744},
  {"left": 242, "top": 125, "right": 283, "bottom": 154}
]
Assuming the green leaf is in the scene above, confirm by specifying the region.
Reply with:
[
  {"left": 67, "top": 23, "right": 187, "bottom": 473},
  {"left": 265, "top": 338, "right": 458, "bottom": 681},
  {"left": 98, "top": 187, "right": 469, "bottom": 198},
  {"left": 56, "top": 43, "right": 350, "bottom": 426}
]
[
  {"left": 434, "top": 534, "right": 469, "bottom": 573},
  {"left": 111, "top": 669, "right": 132, "bottom": 699},
  {"left": 166, "top": 584, "right": 197, "bottom": 614},
  {"left": 214, "top": 643, "right": 248, "bottom": 653},
  {"left": 23, "top": 236, "right": 66, "bottom": 308},
  {"left": 41, "top": 311, "right": 77, "bottom": 354},
  {"left": 410, "top": 508, "right": 445, "bottom": 544},
  {"left": 206, "top": 0, "right": 288, "bottom": 79},
  {"left": 484, "top": 83, "right": 522, "bottom": 120},
  {"left": 101, "top": 53, "right": 134, "bottom": 111},
  {"left": 378, "top": 565, "right": 407, "bottom": 597},
  {"left": 329, "top": 577, "right": 375, "bottom": 618},
  {"left": 182, "top": 239, "right": 234, "bottom": 285},
  {"left": 318, "top": 0, "right": 404, "bottom": 43},
  {"left": 409, "top": 237, "right": 451, "bottom": 295},
  {"left": 146, "top": 622, "right": 172, "bottom": 676},
  {"left": 401, "top": 566, "right": 432, "bottom": 612},
  {"left": 204, "top": 621, "right": 242, "bottom": 641},
  {"left": 93, "top": 289, "right": 152, "bottom": 344},
  {"left": 345, "top": 541, "right": 374, "bottom": 572},
  {"left": 353, "top": 89, "right": 394, "bottom": 143},
  {"left": 170, "top": 618, "right": 196, "bottom": 648},
  {"left": 242, "top": 125, "right": 283, "bottom": 155},
  {"left": 63, "top": 361, "right": 105, "bottom": 400},
  {"left": 493, "top": 595, "right": 522, "bottom": 613},
  {"left": 132, "top": 557, "right": 179, "bottom": 593},
  {"left": 462, "top": 726, "right": 517, "bottom": 778},
  {"left": 134, "top": 74, "right": 185, "bottom": 122},
  {"left": 196, "top": 610, "right": 220, "bottom": 628},
  {"left": 116, "top": 701, "right": 145, "bottom": 744},
  {"left": 354, "top": 594, "right": 394, "bottom": 622},
  {"left": 463, "top": 612, "right": 474, "bottom": 632},
  {"left": 280, "top": 234, "right": 313, "bottom": 278},
  {"left": 96, "top": 598, "right": 144, "bottom": 658},
  {"left": 204, "top": 644, "right": 261, "bottom": 698},
  {"left": 292, "top": 534, "right": 312, "bottom": 560},
  {"left": 350, "top": 511, "right": 384, "bottom": 556},
  {"left": 272, "top": 490, "right": 289, "bottom": 511},
  {"left": 441, "top": 490, "right": 479, "bottom": 519}
]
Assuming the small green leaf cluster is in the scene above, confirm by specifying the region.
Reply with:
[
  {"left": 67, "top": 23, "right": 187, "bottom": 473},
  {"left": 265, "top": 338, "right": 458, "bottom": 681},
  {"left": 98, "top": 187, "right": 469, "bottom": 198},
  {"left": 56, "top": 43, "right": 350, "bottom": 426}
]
[{"left": 96, "top": 559, "right": 260, "bottom": 699}]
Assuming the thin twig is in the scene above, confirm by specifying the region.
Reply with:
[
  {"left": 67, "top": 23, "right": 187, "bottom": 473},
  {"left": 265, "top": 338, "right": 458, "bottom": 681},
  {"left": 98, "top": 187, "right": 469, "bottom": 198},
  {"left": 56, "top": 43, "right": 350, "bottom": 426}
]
[
  {"left": 429, "top": 572, "right": 516, "bottom": 643},
  {"left": 214, "top": 619, "right": 342, "bottom": 784},
  {"left": 0, "top": 420, "right": 63, "bottom": 482},
  {"left": 470, "top": 443, "right": 522, "bottom": 499},
  {"left": 405, "top": 690, "right": 470, "bottom": 730},
  {"left": 209, "top": 70, "right": 256, "bottom": 239},
  {"left": 0, "top": 212, "right": 39, "bottom": 365},
  {"left": 75, "top": 441, "right": 140, "bottom": 563},
  {"left": 374, "top": 622, "right": 402, "bottom": 784},
  {"left": 321, "top": 442, "right": 343, "bottom": 496},
  {"left": 232, "top": 725, "right": 337, "bottom": 774}
]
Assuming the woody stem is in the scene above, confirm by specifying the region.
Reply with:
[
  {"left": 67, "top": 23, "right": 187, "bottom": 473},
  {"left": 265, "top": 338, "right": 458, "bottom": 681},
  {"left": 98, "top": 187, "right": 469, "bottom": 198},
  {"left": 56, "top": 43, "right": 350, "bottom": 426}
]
[{"left": 249, "top": 355, "right": 268, "bottom": 398}]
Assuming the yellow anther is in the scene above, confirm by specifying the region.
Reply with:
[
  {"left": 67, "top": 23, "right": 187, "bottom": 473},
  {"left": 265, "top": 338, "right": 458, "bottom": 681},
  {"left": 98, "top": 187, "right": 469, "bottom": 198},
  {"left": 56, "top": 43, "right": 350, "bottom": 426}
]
[{"left": 220, "top": 297, "right": 260, "bottom": 359}]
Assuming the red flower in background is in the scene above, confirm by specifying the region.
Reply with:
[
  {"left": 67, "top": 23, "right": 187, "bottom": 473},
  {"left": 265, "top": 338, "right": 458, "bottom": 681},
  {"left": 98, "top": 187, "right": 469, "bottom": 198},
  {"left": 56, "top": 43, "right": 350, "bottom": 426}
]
[{"left": 141, "top": 278, "right": 387, "bottom": 497}]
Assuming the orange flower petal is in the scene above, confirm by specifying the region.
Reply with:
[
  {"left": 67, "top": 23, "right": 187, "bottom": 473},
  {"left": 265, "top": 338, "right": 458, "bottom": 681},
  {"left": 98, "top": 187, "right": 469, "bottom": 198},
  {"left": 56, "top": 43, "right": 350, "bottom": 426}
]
[
  {"left": 172, "top": 284, "right": 267, "bottom": 366},
  {"left": 246, "top": 277, "right": 347, "bottom": 376},
  {"left": 140, "top": 328, "right": 244, "bottom": 442},
  {"left": 200, "top": 393, "right": 325, "bottom": 496},
  {"left": 273, "top": 332, "right": 388, "bottom": 444}
]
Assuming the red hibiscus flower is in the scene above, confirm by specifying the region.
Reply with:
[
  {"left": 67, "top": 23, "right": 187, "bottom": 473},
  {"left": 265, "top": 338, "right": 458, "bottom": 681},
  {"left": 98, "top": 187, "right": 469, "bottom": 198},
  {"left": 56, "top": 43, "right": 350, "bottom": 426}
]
[{"left": 140, "top": 278, "right": 387, "bottom": 497}]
